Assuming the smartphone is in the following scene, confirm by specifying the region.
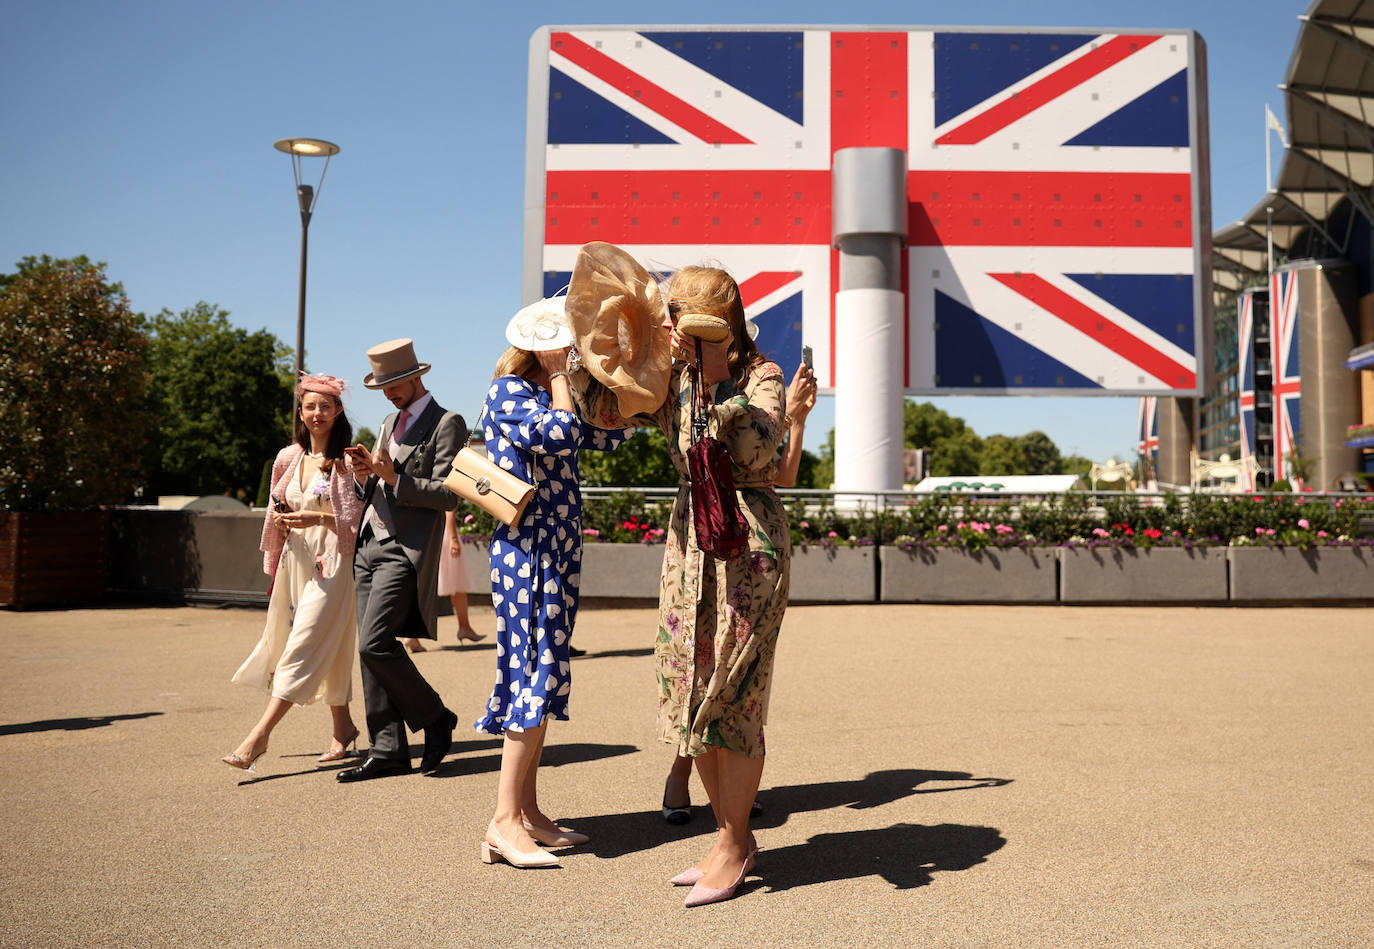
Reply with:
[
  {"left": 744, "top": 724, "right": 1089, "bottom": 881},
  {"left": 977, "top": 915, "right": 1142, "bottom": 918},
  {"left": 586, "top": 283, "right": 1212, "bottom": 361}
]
[
  {"left": 271, "top": 494, "right": 290, "bottom": 513},
  {"left": 802, "top": 344, "right": 813, "bottom": 371}
]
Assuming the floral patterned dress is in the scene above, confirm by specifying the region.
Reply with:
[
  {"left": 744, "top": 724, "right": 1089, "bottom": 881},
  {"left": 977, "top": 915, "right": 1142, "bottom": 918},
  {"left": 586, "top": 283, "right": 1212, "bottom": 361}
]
[
  {"left": 580, "top": 361, "right": 790, "bottom": 759},
  {"left": 232, "top": 452, "right": 356, "bottom": 706},
  {"left": 474, "top": 375, "right": 629, "bottom": 734}
]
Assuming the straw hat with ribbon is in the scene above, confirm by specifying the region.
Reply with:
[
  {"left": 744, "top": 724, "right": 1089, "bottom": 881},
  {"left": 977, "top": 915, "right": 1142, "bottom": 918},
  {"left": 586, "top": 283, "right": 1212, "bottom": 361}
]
[{"left": 565, "top": 242, "right": 674, "bottom": 418}]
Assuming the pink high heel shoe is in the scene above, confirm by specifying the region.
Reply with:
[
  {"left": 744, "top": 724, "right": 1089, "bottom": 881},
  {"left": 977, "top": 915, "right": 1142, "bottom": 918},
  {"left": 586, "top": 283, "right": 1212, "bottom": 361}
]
[
  {"left": 522, "top": 820, "right": 589, "bottom": 847},
  {"left": 684, "top": 852, "right": 754, "bottom": 908},
  {"left": 670, "top": 834, "right": 758, "bottom": 887}
]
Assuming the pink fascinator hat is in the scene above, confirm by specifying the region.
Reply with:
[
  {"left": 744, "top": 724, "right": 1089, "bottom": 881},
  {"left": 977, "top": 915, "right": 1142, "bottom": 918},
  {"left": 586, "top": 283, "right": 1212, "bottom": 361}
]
[{"left": 296, "top": 373, "right": 347, "bottom": 398}]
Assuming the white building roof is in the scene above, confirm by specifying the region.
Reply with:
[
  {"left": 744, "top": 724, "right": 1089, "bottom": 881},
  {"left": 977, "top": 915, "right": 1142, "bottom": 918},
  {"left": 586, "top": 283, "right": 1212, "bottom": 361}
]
[{"left": 909, "top": 475, "right": 1085, "bottom": 494}]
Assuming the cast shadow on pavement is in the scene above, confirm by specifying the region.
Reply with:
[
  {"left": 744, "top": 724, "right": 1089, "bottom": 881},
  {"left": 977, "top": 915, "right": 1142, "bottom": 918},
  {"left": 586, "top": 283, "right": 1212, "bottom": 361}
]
[
  {"left": 565, "top": 768, "right": 1012, "bottom": 862},
  {"left": 242, "top": 740, "right": 639, "bottom": 786},
  {"left": 752, "top": 822, "right": 1007, "bottom": 892},
  {"left": 0, "top": 711, "right": 163, "bottom": 736}
]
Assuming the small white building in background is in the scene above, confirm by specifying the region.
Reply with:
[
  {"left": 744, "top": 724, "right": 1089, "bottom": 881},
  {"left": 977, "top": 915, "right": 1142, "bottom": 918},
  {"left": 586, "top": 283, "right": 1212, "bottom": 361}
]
[{"left": 908, "top": 475, "right": 1085, "bottom": 494}]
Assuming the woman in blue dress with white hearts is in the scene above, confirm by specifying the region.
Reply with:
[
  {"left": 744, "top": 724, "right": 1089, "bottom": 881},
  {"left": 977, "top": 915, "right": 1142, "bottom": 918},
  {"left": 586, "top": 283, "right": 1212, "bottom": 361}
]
[{"left": 475, "top": 325, "right": 628, "bottom": 869}]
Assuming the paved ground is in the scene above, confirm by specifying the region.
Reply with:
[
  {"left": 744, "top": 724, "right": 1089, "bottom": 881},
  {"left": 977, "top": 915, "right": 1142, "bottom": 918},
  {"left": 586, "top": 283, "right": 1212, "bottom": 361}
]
[{"left": 1, "top": 601, "right": 1371, "bottom": 948}]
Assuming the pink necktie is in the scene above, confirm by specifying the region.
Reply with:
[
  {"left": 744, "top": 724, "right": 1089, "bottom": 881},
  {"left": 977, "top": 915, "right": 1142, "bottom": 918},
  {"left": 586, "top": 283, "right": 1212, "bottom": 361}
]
[{"left": 389, "top": 409, "right": 411, "bottom": 454}]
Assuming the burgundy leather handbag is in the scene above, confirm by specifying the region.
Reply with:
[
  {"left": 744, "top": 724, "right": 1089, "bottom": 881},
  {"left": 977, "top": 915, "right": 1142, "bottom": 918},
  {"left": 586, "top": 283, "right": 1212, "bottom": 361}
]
[{"left": 687, "top": 341, "right": 750, "bottom": 560}]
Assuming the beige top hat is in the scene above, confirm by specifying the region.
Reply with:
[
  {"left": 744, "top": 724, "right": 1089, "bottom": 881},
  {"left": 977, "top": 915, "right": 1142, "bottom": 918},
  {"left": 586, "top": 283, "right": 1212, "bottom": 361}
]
[{"left": 363, "top": 338, "right": 431, "bottom": 389}]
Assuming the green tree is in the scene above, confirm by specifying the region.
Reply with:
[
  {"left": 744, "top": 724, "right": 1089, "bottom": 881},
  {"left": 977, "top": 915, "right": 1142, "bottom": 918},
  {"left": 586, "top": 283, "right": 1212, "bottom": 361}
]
[
  {"left": 145, "top": 303, "right": 293, "bottom": 498},
  {"left": 812, "top": 429, "right": 835, "bottom": 488},
  {"left": 1060, "top": 454, "right": 1093, "bottom": 479},
  {"left": 1017, "top": 431, "right": 1062, "bottom": 474},
  {"left": 931, "top": 429, "right": 983, "bottom": 475},
  {"left": 579, "top": 426, "right": 677, "bottom": 487},
  {"left": 978, "top": 434, "right": 1026, "bottom": 475},
  {"left": 0, "top": 256, "right": 151, "bottom": 510},
  {"left": 904, "top": 400, "right": 971, "bottom": 449},
  {"left": 355, "top": 426, "right": 377, "bottom": 451}
]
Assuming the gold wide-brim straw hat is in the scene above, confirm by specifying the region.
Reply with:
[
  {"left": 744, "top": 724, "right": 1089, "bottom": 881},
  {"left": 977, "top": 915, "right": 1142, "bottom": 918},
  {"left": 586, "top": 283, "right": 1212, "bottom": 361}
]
[{"left": 566, "top": 242, "right": 673, "bottom": 418}]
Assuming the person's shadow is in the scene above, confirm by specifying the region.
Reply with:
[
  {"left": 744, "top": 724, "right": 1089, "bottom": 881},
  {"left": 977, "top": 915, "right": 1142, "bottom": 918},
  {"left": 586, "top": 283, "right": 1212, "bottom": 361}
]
[
  {"left": 752, "top": 822, "right": 1006, "bottom": 892},
  {"left": 564, "top": 767, "right": 1012, "bottom": 878},
  {"left": 0, "top": 712, "right": 163, "bottom": 736}
]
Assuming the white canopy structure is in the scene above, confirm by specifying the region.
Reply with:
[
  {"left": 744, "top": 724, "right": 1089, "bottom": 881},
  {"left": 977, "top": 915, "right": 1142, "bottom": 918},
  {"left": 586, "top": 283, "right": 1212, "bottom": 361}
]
[{"left": 909, "top": 475, "right": 1085, "bottom": 494}]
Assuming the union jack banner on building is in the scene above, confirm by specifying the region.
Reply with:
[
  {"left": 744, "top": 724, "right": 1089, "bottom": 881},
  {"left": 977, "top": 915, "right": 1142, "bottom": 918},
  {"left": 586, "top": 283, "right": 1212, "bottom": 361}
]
[
  {"left": 526, "top": 27, "right": 1209, "bottom": 394},
  {"left": 1236, "top": 289, "right": 1258, "bottom": 491},
  {"left": 1270, "top": 267, "right": 1302, "bottom": 484}
]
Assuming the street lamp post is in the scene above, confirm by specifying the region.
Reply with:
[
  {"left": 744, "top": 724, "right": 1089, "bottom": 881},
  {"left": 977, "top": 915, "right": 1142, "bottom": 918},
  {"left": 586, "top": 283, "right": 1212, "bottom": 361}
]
[{"left": 273, "top": 137, "right": 339, "bottom": 378}]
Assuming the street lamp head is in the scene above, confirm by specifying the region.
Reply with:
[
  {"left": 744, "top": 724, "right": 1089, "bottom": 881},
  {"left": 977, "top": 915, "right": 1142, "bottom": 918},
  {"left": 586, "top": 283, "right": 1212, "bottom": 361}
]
[{"left": 274, "top": 137, "right": 340, "bottom": 157}]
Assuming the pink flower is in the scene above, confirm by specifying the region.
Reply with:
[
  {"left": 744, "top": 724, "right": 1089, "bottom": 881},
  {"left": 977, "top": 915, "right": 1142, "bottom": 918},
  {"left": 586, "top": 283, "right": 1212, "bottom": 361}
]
[
  {"left": 1255, "top": 527, "right": 1266, "bottom": 535},
  {"left": 1318, "top": 530, "right": 1329, "bottom": 538},
  {"left": 1298, "top": 518, "right": 1309, "bottom": 529},
  {"left": 1092, "top": 527, "right": 1110, "bottom": 538},
  {"left": 827, "top": 530, "right": 837, "bottom": 538},
  {"left": 799, "top": 520, "right": 810, "bottom": 529},
  {"left": 995, "top": 524, "right": 1013, "bottom": 534},
  {"left": 1265, "top": 528, "right": 1275, "bottom": 536},
  {"left": 464, "top": 513, "right": 474, "bottom": 524},
  {"left": 582, "top": 528, "right": 600, "bottom": 537},
  {"left": 937, "top": 524, "right": 948, "bottom": 532}
]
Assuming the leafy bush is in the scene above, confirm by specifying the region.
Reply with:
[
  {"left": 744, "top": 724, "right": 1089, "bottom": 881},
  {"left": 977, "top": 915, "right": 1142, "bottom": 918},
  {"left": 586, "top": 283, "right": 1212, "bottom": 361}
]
[
  {"left": 0, "top": 256, "right": 151, "bottom": 510},
  {"left": 457, "top": 488, "right": 1374, "bottom": 551}
]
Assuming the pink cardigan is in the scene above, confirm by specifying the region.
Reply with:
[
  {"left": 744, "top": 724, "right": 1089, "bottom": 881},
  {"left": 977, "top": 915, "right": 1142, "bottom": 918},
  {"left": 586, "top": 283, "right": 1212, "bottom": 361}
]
[{"left": 258, "top": 444, "right": 364, "bottom": 576}]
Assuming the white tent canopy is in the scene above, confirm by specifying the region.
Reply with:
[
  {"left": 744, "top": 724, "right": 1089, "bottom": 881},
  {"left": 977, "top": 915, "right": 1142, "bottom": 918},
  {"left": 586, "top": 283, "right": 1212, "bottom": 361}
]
[{"left": 909, "top": 475, "right": 1085, "bottom": 494}]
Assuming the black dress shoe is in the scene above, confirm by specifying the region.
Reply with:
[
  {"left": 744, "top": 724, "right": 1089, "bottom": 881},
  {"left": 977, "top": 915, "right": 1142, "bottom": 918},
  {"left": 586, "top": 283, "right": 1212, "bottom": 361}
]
[
  {"left": 336, "top": 754, "right": 413, "bottom": 783},
  {"left": 420, "top": 709, "right": 458, "bottom": 773}
]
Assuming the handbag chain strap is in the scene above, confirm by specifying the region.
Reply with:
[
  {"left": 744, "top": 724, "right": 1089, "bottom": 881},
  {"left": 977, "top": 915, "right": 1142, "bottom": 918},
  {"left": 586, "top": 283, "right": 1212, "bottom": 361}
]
[{"left": 689, "top": 337, "right": 709, "bottom": 444}]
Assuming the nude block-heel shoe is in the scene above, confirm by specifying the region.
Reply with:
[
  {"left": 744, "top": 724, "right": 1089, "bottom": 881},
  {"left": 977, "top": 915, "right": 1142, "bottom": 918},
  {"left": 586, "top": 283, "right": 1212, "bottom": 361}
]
[{"left": 481, "top": 822, "right": 559, "bottom": 868}]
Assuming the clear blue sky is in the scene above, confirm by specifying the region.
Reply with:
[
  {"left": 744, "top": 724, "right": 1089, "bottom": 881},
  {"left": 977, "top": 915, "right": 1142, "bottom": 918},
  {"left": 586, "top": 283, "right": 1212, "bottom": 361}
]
[{"left": 2, "top": 0, "right": 1301, "bottom": 464}]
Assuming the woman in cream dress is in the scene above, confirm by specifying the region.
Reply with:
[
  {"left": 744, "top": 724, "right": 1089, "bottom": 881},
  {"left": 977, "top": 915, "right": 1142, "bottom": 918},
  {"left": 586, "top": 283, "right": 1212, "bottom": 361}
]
[{"left": 221, "top": 373, "right": 364, "bottom": 772}]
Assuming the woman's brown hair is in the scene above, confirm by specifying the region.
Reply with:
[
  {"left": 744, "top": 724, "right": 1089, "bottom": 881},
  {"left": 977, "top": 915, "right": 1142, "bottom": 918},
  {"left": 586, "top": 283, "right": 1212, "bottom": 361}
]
[
  {"left": 493, "top": 345, "right": 539, "bottom": 381},
  {"left": 666, "top": 266, "right": 764, "bottom": 384}
]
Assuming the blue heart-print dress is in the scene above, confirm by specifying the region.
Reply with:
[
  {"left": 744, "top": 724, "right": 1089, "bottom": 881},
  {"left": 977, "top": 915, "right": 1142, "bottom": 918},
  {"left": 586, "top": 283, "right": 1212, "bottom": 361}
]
[{"left": 473, "top": 375, "right": 629, "bottom": 734}]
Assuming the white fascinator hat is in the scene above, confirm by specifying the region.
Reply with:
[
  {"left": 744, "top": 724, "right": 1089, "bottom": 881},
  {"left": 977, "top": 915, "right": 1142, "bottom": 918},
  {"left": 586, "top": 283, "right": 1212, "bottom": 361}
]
[{"left": 506, "top": 295, "right": 574, "bottom": 352}]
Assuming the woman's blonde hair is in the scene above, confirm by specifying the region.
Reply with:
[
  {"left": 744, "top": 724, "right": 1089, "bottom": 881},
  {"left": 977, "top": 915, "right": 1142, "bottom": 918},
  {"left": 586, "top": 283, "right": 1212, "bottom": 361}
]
[
  {"left": 492, "top": 345, "right": 538, "bottom": 381},
  {"left": 666, "top": 266, "right": 763, "bottom": 383}
]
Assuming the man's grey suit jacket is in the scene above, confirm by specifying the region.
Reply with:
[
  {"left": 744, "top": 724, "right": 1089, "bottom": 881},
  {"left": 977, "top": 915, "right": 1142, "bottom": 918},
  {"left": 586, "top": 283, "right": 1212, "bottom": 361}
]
[{"left": 356, "top": 398, "right": 467, "bottom": 639}]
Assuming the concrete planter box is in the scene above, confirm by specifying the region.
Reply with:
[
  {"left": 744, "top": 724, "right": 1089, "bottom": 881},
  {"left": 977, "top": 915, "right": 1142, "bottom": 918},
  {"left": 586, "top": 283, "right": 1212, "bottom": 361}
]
[
  {"left": 577, "top": 542, "right": 666, "bottom": 599},
  {"left": 460, "top": 541, "right": 875, "bottom": 601},
  {"left": 110, "top": 509, "right": 268, "bottom": 603},
  {"left": 1059, "top": 546, "right": 1228, "bottom": 603},
  {"left": 789, "top": 545, "right": 876, "bottom": 602},
  {"left": 879, "top": 546, "right": 1057, "bottom": 602},
  {"left": 1228, "top": 546, "right": 1374, "bottom": 601}
]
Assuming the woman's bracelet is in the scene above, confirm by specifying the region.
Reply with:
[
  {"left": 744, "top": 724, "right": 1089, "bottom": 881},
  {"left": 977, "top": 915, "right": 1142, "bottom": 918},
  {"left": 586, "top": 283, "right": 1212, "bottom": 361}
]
[
  {"left": 782, "top": 412, "right": 794, "bottom": 428},
  {"left": 549, "top": 369, "right": 571, "bottom": 381}
]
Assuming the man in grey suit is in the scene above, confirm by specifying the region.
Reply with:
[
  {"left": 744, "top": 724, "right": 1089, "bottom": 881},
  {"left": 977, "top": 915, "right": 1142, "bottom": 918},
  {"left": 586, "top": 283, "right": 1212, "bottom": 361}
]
[{"left": 339, "top": 338, "right": 467, "bottom": 782}]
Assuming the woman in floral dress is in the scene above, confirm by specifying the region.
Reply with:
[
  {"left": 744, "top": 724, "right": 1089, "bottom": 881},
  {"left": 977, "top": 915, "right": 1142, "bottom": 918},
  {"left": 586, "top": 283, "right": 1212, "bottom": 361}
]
[
  {"left": 576, "top": 263, "right": 794, "bottom": 906},
  {"left": 474, "top": 321, "right": 629, "bottom": 868},
  {"left": 222, "top": 373, "right": 363, "bottom": 772}
]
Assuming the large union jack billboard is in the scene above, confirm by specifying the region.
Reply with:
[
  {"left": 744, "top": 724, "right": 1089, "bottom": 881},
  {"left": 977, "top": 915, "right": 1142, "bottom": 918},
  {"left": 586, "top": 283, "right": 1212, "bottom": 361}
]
[
  {"left": 1270, "top": 268, "right": 1301, "bottom": 484},
  {"left": 525, "top": 26, "right": 1210, "bottom": 395}
]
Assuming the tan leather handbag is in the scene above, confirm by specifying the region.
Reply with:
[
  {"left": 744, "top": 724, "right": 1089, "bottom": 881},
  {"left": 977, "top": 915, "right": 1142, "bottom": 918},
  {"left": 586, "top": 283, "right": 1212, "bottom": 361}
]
[{"left": 443, "top": 446, "right": 535, "bottom": 527}]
